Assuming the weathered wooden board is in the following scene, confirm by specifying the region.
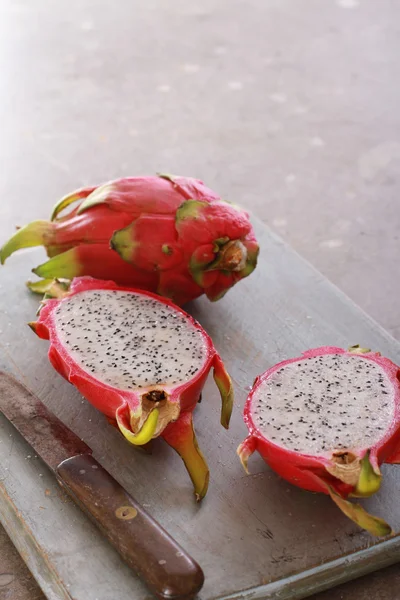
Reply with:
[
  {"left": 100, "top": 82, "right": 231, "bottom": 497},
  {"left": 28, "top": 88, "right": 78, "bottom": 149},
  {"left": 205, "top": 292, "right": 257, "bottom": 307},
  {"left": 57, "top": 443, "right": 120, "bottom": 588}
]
[{"left": 1, "top": 219, "right": 400, "bottom": 600}]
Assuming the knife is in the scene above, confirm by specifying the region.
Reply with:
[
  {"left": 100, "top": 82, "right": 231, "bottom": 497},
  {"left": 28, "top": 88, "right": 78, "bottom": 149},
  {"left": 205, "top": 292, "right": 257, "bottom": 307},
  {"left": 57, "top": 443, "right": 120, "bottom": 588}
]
[{"left": 0, "top": 371, "right": 204, "bottom": 600}]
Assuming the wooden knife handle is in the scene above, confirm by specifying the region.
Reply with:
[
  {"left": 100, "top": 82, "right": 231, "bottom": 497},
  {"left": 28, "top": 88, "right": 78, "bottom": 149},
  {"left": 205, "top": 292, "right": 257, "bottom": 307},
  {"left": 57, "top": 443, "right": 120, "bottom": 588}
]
[{"left": 56, "top": 454, "right": 204, "bottom": 600}]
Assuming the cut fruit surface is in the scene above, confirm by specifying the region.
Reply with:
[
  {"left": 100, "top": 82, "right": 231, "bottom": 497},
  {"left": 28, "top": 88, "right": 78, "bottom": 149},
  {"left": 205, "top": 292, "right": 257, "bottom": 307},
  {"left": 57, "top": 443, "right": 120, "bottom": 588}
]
[
  {"left": 238, "top": 346, "right": 400, "bottom": 536},
  {"left": 31, "top": 276, "right": 234, "bottom": 499},
  {"left": 54, "top": 289, "right": 208, "bottom": 389},
  {"left": 251, "top": 353, "right": 395, "bottom": 455}
]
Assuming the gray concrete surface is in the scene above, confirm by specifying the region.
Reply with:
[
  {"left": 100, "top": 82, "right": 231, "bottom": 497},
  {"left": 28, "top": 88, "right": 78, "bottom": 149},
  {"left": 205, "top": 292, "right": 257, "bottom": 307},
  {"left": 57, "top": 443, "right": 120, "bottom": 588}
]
[
  {"left": 0, "top": 0, "right": 399, "bottom": 599},
  {"left": 1, "top": 0, "right": 399, "bottom": 341}
]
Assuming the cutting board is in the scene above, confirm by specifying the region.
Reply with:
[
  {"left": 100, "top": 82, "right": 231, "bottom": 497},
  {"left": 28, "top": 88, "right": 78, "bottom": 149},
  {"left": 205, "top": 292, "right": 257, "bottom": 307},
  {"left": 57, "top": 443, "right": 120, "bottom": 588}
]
[{"left": 1, "top": 219, "right": 400, "bottom": 600}]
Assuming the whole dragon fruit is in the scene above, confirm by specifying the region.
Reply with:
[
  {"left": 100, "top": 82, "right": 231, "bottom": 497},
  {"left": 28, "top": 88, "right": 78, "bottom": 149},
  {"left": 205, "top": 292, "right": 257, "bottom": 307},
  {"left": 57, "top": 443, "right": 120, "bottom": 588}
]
[
  {"left": 30, "top": 276, "right": 233, "bottom": 500},
  {"left": 238, "top": 346, "right": 400, "bottom": 536},
  {"left": 0, "top": 174, "right": 259, "bottom": 306}
]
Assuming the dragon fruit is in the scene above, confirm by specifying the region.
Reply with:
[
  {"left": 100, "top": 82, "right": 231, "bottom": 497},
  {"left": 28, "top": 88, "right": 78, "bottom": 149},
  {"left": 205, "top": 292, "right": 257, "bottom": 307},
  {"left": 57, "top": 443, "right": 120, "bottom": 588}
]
[
  {"left": 238, "top": 346, "right": 400, "bottom": 536},
  {"left": 0, "top": 174, "right": 259, "bottom": 306},
  {"left": 30, "top": 276, "right": 233, "bottom": 500}
]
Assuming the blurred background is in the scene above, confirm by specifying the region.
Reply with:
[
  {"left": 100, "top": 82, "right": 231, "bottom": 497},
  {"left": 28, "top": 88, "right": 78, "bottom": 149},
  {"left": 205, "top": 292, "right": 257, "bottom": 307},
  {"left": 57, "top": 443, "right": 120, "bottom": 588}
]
[
  {"left": 0, "top": 0, "right": 399, "bottom": 340},
  {"left": 0, "top": 0, "right": 399, "bottom": 598}
]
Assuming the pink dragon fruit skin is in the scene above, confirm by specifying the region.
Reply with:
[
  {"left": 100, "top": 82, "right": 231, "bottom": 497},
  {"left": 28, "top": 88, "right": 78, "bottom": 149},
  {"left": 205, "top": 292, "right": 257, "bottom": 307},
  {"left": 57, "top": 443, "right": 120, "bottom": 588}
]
[
  {"left": 30, "top": 276, "right": 234, "bottom": 500},
  {"left": 238, "top": 346, "right": 400, "bottom": 536},
  {"left": 0, "top": 174, "right": 259, "bottom": 306}
]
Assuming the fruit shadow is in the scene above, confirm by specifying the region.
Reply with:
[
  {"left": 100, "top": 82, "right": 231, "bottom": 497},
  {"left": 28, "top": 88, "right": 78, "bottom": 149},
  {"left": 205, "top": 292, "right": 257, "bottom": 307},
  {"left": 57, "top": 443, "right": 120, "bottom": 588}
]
[{"left": 238, "top": 452, "right": 377, "bottom": 549}]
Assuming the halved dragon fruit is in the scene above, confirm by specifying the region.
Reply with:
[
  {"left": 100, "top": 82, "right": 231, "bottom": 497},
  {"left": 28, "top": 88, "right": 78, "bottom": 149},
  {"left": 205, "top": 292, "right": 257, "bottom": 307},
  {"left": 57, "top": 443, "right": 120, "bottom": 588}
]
[
  {"left": 238, "top": 346, "right": 400, "bottom": 535},
  {"left": 0, "top": 174, "right": 259, "bottom": 305},
  {"left": 30, "top": 276, "right": 233, "bottom": 500}
]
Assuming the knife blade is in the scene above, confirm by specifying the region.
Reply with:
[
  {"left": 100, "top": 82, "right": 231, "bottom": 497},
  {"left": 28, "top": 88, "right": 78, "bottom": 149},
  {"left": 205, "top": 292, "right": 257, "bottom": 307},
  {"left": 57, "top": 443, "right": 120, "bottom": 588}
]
[{"left": 0, "top": 371, "right": 204, "bottom": 600}]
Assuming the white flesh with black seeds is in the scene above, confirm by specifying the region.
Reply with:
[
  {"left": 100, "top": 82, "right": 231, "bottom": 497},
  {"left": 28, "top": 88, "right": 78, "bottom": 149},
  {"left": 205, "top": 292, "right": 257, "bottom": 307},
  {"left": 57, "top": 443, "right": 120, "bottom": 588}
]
[
  {"left": 54, "top": 290, "right": 207, "bottom": 390},
  {"left": 252, "top": 354, "right": 395, "bottom": 455}
]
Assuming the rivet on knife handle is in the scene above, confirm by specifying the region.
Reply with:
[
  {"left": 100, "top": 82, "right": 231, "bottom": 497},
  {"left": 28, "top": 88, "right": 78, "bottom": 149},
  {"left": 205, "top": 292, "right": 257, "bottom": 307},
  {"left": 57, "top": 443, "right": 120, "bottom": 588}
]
[{"left": 56, "top": 454, "right": 204, "bottom": 600}]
